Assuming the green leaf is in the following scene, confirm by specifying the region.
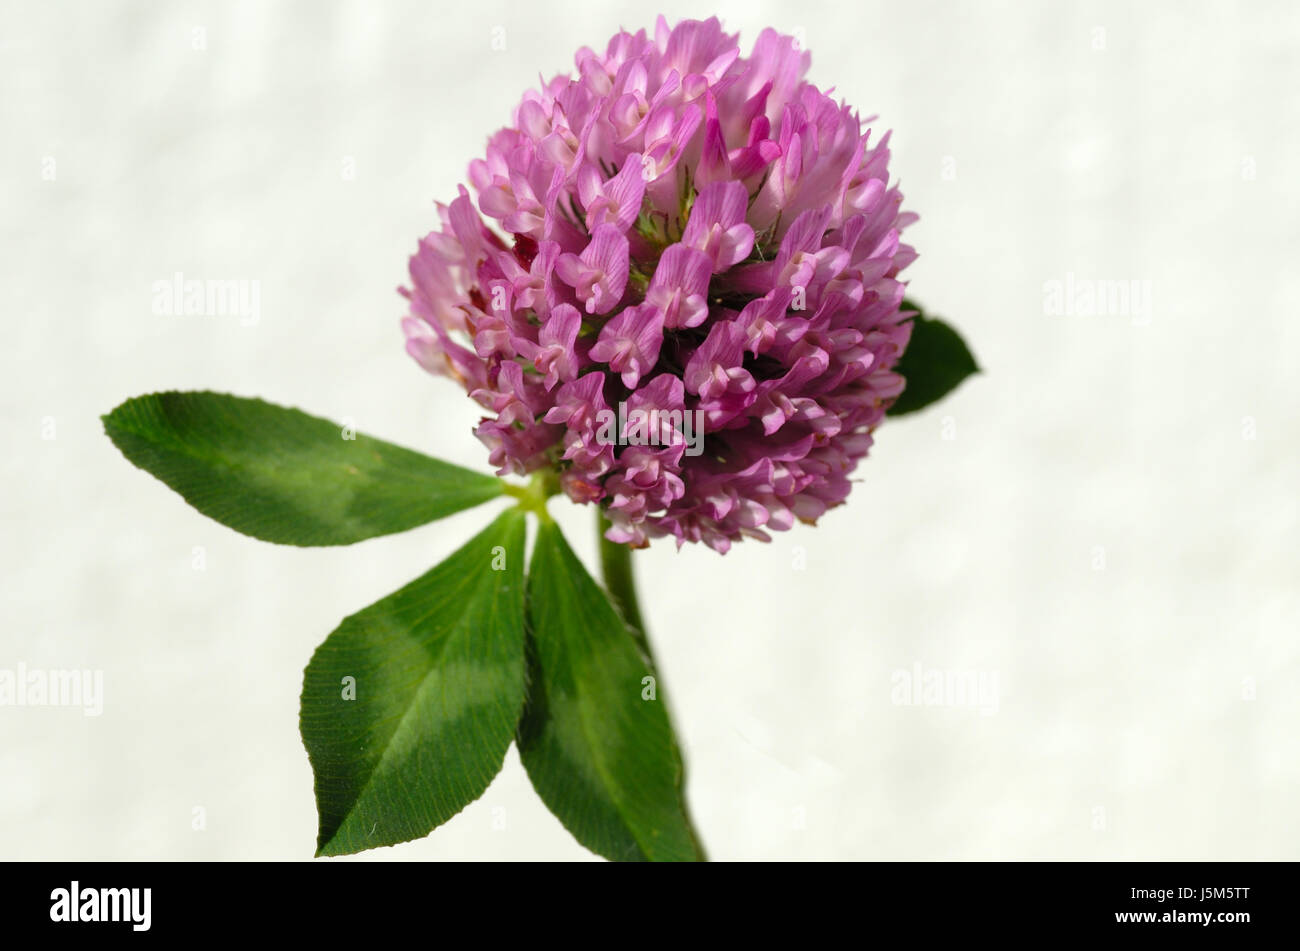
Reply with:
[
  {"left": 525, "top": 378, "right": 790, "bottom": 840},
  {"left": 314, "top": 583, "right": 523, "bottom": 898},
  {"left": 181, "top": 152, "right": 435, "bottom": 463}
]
[
  {"left": 102, "top": 391, "right": 502, "bottom": 546},
  {"left": 518, "top": 521, "right": 703, "bottom": 862},
  {"left": 887, "top": 301, "right": 980, "bottom": 416},
  {"left": 300, "top": 509, "right": 527, "bottom": 856}
]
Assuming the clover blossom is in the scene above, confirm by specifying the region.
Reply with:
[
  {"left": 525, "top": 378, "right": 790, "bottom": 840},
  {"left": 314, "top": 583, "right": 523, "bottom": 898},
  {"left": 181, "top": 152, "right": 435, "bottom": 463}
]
[{"left": 402, "top": 15, "right": 917, "bottom": 551}]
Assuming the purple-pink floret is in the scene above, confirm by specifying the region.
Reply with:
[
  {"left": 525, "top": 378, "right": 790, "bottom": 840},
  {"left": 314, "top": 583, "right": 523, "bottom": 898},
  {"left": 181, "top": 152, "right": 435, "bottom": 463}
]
[{"left": 401, "top": 16, "right": 918, "bottom": 552}]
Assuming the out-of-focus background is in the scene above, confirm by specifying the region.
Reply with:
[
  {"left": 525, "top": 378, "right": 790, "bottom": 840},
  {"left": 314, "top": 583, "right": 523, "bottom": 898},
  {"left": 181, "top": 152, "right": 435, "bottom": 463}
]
[{"left": 1, "top": 0, "right": 1296, "bottom": 860}]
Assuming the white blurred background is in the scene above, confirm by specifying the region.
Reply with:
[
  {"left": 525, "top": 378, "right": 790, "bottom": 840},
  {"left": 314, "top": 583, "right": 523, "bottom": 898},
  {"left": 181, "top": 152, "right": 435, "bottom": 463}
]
[{"left": 1, "top": 0, "right": 1297, "bottom": 860}]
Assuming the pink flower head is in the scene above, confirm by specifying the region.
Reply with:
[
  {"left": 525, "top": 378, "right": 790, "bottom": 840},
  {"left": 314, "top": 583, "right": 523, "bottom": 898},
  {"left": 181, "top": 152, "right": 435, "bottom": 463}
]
[{"left": 402, "top": 16, "right": 917, "bottom": 551}]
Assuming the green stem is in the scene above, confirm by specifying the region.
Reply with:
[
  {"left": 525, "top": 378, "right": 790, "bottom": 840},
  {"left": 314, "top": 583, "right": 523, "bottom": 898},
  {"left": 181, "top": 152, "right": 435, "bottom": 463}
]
[
  {"left": 596, "top": 509, "right": 653, "bottom": 666},
  {"left": 502, "top": 470, "right": 559, "bottom": 522},
  {"left": 595, "top": 507, "right": 708, "bottom": 861}
]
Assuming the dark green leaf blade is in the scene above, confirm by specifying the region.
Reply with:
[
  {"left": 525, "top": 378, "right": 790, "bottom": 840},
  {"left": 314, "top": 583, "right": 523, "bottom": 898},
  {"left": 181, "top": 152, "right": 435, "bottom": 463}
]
[
  {"left": 887, "top": 301, "right": 980, "bottom": 416},
  {"left": 301, "top": 509, "right": 527, "bottom": 856},
  {"left": 102, "top": 391, "right": 502, "bottom": 545},
  {"left": 519, "top": 521, "right": 702, "bottom": 862}
]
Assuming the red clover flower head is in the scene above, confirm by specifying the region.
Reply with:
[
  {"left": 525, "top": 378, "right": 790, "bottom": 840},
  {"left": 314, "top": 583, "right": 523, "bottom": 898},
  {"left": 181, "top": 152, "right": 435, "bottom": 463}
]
[{"left": 401, "top": 16, "right": 917, "bottom": 552}]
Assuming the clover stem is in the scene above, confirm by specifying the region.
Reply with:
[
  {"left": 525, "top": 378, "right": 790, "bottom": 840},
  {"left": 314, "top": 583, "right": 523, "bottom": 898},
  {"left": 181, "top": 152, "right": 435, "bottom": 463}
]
[
  {"left": 596, "top": 508, "right": 653, "bottom": 665},
  {"left": 501, "top": 470, "right": 558, "bottom": 522}
]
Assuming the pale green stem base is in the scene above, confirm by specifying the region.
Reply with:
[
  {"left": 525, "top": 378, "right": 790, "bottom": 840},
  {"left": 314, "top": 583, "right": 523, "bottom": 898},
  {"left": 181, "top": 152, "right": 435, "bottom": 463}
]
[{"left": 596, "top": 509, "right": 655, "bottom": 667}]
